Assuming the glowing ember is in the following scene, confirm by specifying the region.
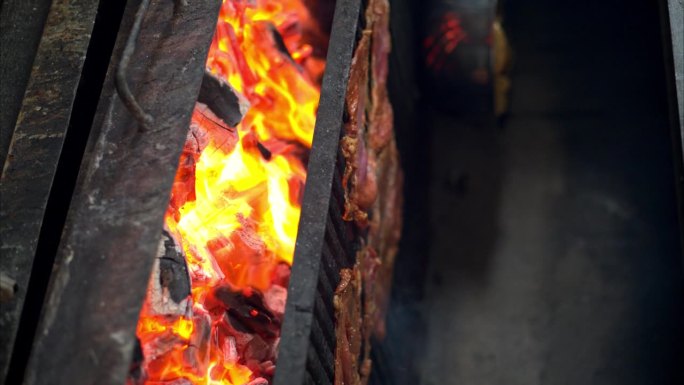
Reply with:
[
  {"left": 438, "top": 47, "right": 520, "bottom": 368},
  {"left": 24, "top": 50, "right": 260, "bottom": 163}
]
[
  {"left": 131, "top": 0, "right": 325, "bottom": 383},
  {"left": 423, "top": 12, "right": 467, "bottom": 72}
]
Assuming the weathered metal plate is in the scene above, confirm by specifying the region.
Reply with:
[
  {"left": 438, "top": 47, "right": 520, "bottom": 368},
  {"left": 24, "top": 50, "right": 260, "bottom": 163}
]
[
  {"left": 0, "top": 0, "right": 100, "bottom": 380},
  {"left": 0, "top": 0, "right": 53, "bottom": 165},
  {"left": 22, "top": 1, "right": 221, "bottom": 384}
]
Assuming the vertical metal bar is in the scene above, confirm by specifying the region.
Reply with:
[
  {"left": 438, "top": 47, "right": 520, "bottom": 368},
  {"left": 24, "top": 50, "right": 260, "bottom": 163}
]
[
  {"left": 0, "top": 0, "right": 102, "bottom": 381},
  {"left": 0, "top": 0, "right": 53, "bottom": 165},
  {"left": 21, "top": 1, "right": 221, "bottom": 384},
  {"left": 273, "top": 0, "right": 362, "bottom": 383}
]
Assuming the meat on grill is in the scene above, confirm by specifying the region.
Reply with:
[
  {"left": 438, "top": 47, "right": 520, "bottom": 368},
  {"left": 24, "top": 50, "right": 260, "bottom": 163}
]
[
  {"left": 368, "top": 0, "right": 393, "bottom": 152},
  {"left": 335, "top": 0, "right": 403, "bottom": 383},
  {"left": 367, "top": 138, "right": 402, "bottom": 338},
  {"left": 333, "top": 267, "right": 362, "bottom": 385},
  {"left": 341, "top": 30, "right": 373, "bottom": 225}
]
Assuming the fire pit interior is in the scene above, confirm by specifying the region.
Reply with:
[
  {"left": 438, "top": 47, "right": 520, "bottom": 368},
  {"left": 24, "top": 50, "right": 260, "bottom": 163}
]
[
  {"left": 130, "top": 1, "right": 331, "bottom": 383},
  {"left": 2, "top": 0, "right": 683, "bottom": 385},
  {"left": 1, "top": 0, "right": 407, "bottom": 384}
]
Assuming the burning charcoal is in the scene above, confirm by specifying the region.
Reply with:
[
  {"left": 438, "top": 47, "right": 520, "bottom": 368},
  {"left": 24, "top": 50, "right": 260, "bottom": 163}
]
[
  {"left": 131, "top": 0, "right": 340, "bottom": 382},
  {"left": 217, "top": 312, "right": 254, "bottom": 351},
  {"left": 257, "top": 141, "right": 272, "bottom": 160},
  {"left": 260, "top": 360, "right": 276, "bottom": 377},
  {"left": 197, "top": 70, "right": 250, "bottom": 127},
  {"left": 146, "top": 229, "right": 191, "bottom": 316},
  {"left": 142, "top": 333, "right": 182, "bottom": 361},
  {"left": 212, "top": 286, "right": 280, "bottom": 339},
  {"left": 210, "top": 217, "right": 277, "bottom": 289},
  {"left": 270, "top": 263, "right": 291, "bottom": 288},
  {"left": 159, "top": 231, "right": 191, "bottom": 303},
  {"left": 127, "top": 338, "right": 145, "bottom": 385},
  {"left": 269, "top": 338, "right": 280, "bottom": 362},
  {"left": 263, "top": 285, "right": 287, "bottom": 318},
  {"left": 188, "top": 116, "right": 210, "bottom": 151},
  {"left": 265, "top": 22, "right": 294, "bottom": 63},
  {"left": 223, "top": 336, "right": 239, "bottom": 363},
  {"left": 225, "top": 311, "right": 254, "bottom": 335},
  {"left": 194, "top": 103, "right": 231, "bottom": 132},
  {"left": 183, "top": 313, "right": 212, "bottom": 375},
  {"left": 246, "top": 377, "right": 269, "bottom": 385},
  {"left": 244, "top": 334, "right": 270, "bottom": 362},
  {"left": 192, "top": 103, "right": 239, "bottom": 153},
  {"left": 245, "top": 360, "right": 264, "bottom": 377},
  {"left": 145, "top": 380, "right": 193, "bottom": 385}
]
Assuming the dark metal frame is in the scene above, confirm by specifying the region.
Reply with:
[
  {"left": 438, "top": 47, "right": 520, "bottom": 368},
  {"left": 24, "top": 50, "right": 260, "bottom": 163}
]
[
  {"left": 19, "top": 1, "right": 220, "bottom": 384},
  {"left": 0, "top": 0, "right": 101, "bottom": 380},
  {"left": 2, "top": 0, "right": 366, "bottom": 383},
  {"left": 0, "top": 0, "right": 53, "bottom": 165},
  {"left": 274, "top": 0, "right": 363, "bottom": 384}
]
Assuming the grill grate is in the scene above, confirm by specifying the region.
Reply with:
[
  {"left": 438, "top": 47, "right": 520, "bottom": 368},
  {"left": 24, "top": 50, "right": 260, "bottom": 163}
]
[{"left": 272, "top": 0, "right": 363, "bottom": 383}]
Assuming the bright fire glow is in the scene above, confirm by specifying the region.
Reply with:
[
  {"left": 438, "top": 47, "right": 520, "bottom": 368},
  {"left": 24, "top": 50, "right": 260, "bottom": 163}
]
[{"left": 133, "top": 0, "right": 324, "bottom": 383}]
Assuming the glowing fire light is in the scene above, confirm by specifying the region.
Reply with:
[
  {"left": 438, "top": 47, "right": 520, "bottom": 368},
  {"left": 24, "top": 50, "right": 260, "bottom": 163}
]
[
  {"left": 424, "top": 12, "right": 467, "bottom": 72},
  {"left": 132, "top": 0, "right": 324, "bottom": 383}
]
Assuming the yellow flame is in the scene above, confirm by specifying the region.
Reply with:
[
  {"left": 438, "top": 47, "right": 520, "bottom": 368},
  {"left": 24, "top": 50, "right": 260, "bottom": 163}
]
[{"left": 134, "top": 0, "right": 323, "bottom": 383}]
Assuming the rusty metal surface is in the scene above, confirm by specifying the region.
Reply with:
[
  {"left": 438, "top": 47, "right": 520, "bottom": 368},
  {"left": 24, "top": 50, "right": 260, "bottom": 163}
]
[
  {"left": 0, "top": 0, "right": 100, "bottom": 380},
  {"left": 22, "top": 1, "right": 221, "bottom": 384},
  {"left": 0, "top": 0, "right": 53, "bottom": 165}
]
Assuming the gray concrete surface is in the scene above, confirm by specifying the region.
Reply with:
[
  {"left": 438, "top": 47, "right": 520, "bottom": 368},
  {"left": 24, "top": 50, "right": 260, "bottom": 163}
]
[{"left": 418, "top": 1, "right": 684, "bottom": 384}]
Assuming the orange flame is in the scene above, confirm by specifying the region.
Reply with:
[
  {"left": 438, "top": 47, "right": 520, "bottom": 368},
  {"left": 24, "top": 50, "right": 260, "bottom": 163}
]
[{"left": 133, "top": 0, "right": 324, "bottom": 383}]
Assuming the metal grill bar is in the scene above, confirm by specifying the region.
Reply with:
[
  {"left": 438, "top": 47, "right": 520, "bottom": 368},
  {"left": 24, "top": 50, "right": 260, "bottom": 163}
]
[
  {"left": 326, "top": 212, "right": 354, "bottom": 266},
  {"left": 306, "top": 344, "right": 332, "bottom": 385},
  {"left": 20, "top": 1, "right": 221, "bottom": 384},
  {"left": 310, "top": 306, "right": 335, "bottom": 377},
  {"left": 317, "top": 251, "right": 338, "bottom": 315},
  {"left": 273, "top": 0, "right": 362, "bottom": 383}
]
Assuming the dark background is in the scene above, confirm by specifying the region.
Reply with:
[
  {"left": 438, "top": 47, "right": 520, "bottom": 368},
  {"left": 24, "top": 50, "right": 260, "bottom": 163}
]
[{"left": 378, "top": 0, "right": 684, "bottom": 384}]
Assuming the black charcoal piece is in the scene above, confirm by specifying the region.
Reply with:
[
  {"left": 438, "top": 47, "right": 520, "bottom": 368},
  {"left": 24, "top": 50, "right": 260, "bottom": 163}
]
[
  {"left": 257, "top": 141, "right": 272, "bottom": 160},
  {"left": 266, "top": 22, "right": 294, "bottom": 62},
  {"left": 197, "top": 70, "right": 249, "bottom": 127},
  {"left": 214, "top": 286, "right": 280, "bottom": 339},
  {"left": 158, "top": 230, "right": 191, "bottom": 303}
]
